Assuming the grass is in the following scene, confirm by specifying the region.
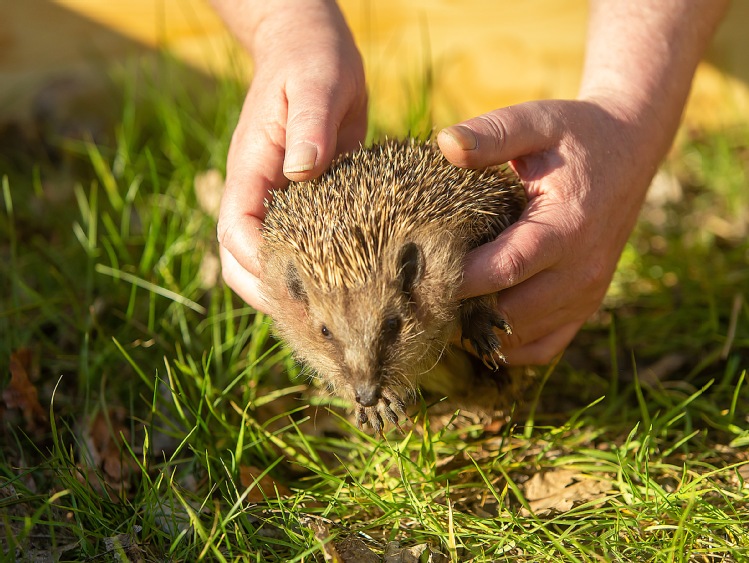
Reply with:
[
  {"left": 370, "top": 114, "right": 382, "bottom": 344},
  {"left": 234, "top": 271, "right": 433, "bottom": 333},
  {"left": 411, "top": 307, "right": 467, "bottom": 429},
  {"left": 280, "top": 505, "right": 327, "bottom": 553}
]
[{"left": 1, "top": 55, "right": 748, "bottom": 562}]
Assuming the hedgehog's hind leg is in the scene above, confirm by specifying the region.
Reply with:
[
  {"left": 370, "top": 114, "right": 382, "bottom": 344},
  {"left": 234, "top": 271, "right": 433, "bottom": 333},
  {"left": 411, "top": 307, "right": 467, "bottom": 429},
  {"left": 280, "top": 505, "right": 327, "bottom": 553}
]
[{"left": 459, "top": 295, "right": 511, "bottom": 370}]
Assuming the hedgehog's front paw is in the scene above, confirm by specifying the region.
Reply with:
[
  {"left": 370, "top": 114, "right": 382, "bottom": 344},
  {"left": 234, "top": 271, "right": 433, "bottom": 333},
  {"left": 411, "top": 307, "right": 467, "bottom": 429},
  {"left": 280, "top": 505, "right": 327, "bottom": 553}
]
[
  {"left": 356, "top": 388, "right": 407, "bottom": 435},
  {"left": 460, "top": 297, "right": 512, "bottom": 371}
]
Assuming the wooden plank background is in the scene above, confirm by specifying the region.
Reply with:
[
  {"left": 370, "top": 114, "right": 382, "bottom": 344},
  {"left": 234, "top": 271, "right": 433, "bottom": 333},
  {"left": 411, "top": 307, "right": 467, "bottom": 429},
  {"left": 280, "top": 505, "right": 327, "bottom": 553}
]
[{"left": 1, "top": 0, "right": 747, "bottom": 130}]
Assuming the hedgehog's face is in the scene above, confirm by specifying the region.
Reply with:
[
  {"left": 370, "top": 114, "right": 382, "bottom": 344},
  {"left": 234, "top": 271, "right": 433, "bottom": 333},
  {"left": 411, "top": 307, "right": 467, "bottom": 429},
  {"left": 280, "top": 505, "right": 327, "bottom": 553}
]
[{"left": 275, "top": 242, "right": 434, "bottom": 408}]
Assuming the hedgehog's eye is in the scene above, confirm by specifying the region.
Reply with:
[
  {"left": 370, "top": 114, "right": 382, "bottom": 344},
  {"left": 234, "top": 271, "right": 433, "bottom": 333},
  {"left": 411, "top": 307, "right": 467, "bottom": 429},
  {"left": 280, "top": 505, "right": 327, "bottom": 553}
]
[
  {"left": 383, "top": 316, "right": 402, "bottom": 337},
  {"left": 321, "top": 325, "right": 332, "bottom": 339}
]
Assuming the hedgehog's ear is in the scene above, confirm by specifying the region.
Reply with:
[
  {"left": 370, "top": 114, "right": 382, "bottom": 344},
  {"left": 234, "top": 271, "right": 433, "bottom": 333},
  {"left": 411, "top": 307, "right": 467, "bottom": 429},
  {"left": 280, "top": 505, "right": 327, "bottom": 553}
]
[
  {"left": 285, "top": 262, "right": 308, "bottom": 305},
  {"left": 398, "top": 242, "right": 424, "bottom": 297}
]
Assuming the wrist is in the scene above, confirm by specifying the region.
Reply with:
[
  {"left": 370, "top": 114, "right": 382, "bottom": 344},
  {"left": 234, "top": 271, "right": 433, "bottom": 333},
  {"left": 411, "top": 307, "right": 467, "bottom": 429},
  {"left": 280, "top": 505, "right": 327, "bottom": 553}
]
[
  {"left": 211, "top": 0, "right": 354, "bottom": 62},
  {"left": 576, "top": 90, "right": 670, "bottom": 165},
  {"left": 250, "top": 1, "right": 353, "bottom": 61},
  {"left": 577, "top": 0, "right": 728, "bottom": 166}
]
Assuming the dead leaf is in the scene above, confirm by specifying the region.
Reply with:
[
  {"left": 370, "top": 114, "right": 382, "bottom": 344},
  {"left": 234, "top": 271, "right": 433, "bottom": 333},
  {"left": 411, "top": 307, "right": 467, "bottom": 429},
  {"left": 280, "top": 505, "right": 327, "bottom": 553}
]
[
  {"left": 239, "top": 465, "right": 292, "bottom": 502},
  {"left": 78, "top": 408, "right": 138, "bottom": 498},
  {"left": 194, "top": 169, "right": 224, "bottom": 219},
  {"left": 103, "top": 526, "right": 143, "bottom": 563},
  {"left": 3, "top": 348, "right": 46, "bottom": 430},
  {"left": 334, "top": 536, "right": 379, "bottom": 563},
  {"left": 299, "top": 515, "right": 343, "bottom": 562},
  {"left": 521, "top": 469, "right": 610, "bottom": 517},
  {"left": 384, "top": 541, "right": 449, "bottom": 563}
]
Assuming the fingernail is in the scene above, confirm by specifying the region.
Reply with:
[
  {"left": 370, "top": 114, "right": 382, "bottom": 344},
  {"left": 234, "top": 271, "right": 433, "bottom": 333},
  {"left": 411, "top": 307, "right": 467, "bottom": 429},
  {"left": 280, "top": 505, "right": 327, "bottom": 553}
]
[
  {"left": 283, "top": 142, "right": 318, "bottom": 174},
  {"left": 440, "top": 125, "right": 478, "bottom": 151}
]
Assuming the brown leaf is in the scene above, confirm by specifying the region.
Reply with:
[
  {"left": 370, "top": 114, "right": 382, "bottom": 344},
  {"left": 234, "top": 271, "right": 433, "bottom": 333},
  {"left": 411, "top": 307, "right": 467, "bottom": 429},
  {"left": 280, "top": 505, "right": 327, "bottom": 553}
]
[
  {"left": 239, "top": 465, "right": 292, "bottom": 502},
  {"left": 334, "top": 536, "right": 379, "bottom": 563},
  {"left": 384, "top": 542, "right": 449, "bottom": 563},
  {"left": 78, "top": 408, "right": 138, "bottom": 498},
  {"left": 298, "top": 515, "right": 345, "bottom": 563},
  {"left": 521, "top": 469, "right": 610, "bottom": 517},
  {"left": 103, "top": 526, "right": 144, "bottom": 563},
  {"left": 3, "top": 348, "right": 46, "bottom": 430}
]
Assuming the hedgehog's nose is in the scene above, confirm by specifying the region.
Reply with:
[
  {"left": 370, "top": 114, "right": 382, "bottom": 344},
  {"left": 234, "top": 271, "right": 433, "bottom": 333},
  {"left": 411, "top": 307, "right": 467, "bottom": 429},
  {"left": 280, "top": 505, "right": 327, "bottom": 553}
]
[{"left": 355, "top": 384, "right": 381, "bottom": 407}]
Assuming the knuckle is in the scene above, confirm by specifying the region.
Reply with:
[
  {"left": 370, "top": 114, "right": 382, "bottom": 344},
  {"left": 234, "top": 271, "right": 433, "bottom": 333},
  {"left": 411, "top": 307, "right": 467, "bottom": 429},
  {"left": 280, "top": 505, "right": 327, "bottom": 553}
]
[
  {"left": 216, "top": 217, "right": 248, "bottom": 262},
  {"left": 503, "top": 329, "right": 524, "bottom": 351},
  {"left": 216, "top": 201, "right": 245, "bottom": 251},
  {"left": 475, "top": 113, "right": 509, "bottom": 156},
  {"left": 287, "top": 109, "right": 329, "bottom": 133},
  {"left": 216, "top": 217, "right": 233, "bottom": 248},
  {"left": 491, "top": 243, "right": 527, "bottom": 288}
]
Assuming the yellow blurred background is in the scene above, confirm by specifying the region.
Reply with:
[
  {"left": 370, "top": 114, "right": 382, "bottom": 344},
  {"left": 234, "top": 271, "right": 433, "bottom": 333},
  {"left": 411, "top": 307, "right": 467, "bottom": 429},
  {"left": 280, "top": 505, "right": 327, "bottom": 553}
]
[{"left": 2, "top": 0, "right": 748, "bottom": 132}]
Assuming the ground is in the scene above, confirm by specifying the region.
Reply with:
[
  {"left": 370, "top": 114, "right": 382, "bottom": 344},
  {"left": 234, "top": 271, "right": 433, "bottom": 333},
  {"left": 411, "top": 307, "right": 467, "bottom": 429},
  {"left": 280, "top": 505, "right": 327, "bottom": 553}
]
[{"left": 1, "top": 59, "right": 748, "bottom": 562}]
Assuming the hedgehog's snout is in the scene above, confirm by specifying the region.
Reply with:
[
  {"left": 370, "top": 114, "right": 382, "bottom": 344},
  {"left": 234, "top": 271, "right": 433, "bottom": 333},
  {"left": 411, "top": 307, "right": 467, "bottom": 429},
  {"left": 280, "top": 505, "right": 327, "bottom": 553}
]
[{"left": 354, "top": 382, "right": 381, "bottom": 407}]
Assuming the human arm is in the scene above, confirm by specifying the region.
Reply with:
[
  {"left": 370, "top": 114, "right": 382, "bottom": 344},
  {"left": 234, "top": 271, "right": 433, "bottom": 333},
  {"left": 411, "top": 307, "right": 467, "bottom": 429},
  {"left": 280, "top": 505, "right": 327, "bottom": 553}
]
[
  {"left": 438, "top": 0, "right": 729, "bottom": 365},
  {"left": 211, "top": 0, "right": 367, "bottom": 312}
]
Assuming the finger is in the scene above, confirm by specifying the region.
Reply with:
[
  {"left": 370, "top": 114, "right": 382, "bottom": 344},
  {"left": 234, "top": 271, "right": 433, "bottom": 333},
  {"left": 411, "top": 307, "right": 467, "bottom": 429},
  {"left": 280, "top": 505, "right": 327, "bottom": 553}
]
[
  {"left": 220, "top": 245, "right": 270, "bottom": 314},
  {"left": 459, "top": 207, "right": 566, "bottom": 298},
  {"left": 492, "top": 268, "right": 604, "bottom": 345},
  {"left": 437, "top": 101, "right": 562, "bottom": 169},
  {"left": 217, "top": 137, "right": 284, "bottom": 280},
  {"left": 217, "top": 80, "right": 291, "bottom": 276},
  {"left": 283, "top": 82, "right": 366, "bottom": 182},
  {"left": 335, "top": 98, "right": 368, "bottom": 155},
  {"left": 492, "top": 273, "right": 568, "bottom": 345},
  {"left": 502, "top": 321, "right": 581, "bottom": 365},
  {"left": 217, "top": 205, "right": 265, "bottom": 280}
]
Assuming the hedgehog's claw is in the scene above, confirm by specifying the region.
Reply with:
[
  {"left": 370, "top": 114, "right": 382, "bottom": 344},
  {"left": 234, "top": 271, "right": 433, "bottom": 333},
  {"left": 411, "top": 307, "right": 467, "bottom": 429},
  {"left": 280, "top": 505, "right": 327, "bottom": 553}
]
[
  {"left": 356, "top": 388, "right": 408, "bottom": 435},
  {"left": 356, "top": 404, "right": 384, "bottom": 434},
  {"left": 383, "top": 405, "right": 399, "bottom": 426},
  {"left": 382, "top": 388, "right": 407, "bottom": 416},
  {"left": 481, "top": 352, "right": 499, "bottom": 371},
  {"left": 494, "top": 318, "right": 513, "bottom": 336},
  {"left": 369, "top": 410, "right": 384, "bottom": 435},
  {"left": 483, "top": 350, "right": 506, "bottom": 371},
  {"left": 461, "top": 298, "right": 510, "bottom": 371},
  {"left": 467, "top": 330, "right": 506, "bottom": 371},
  {"left": 356, "top": 406, "right": 368, "bottom": 429}
]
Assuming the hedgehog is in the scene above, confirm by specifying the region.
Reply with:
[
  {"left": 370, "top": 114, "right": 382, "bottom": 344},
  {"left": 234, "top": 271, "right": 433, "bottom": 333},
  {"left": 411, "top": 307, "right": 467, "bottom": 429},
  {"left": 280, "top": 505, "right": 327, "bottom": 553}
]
[{"left": 260, "top": 139, "right": 526, "bottom": 433}]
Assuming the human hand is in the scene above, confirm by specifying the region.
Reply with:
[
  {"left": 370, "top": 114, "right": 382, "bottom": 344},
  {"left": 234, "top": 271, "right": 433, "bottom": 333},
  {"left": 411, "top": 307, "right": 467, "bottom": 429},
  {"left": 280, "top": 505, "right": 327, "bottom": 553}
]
[
  {"left": 215, "top": 0, "right": 367, "bottom": 313},
  {"left": 438, "top": 97, "right": 663, "bottom": 364}
]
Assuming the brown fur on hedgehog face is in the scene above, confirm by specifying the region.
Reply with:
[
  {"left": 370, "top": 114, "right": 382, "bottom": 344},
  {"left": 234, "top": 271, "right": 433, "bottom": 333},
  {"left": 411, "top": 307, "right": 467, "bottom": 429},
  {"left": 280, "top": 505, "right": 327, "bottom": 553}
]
[{"left": 262, "top": 226, "right": 466, "bottom": 407}]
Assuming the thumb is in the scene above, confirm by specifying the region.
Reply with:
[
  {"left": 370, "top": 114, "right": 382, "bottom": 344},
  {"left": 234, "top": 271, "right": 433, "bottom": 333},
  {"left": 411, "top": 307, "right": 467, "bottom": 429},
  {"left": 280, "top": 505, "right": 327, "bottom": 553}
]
[
  {"left": 282, "top": 78, "right": 366, "bottom": 182},
  {"left": 282, "top": 98, "right": 339, "bottom": 182},
  {"left": 437, "top": 101, "right": 562, "bottom": 169}
]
